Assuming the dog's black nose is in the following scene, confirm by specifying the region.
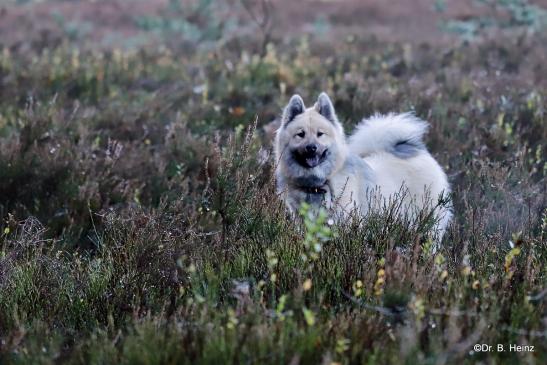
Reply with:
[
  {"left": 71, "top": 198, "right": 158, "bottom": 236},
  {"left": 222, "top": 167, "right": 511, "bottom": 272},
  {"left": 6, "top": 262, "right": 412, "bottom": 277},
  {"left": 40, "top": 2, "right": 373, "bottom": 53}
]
[{"left": 305, "top": 144, "right": 317, "bottom": 153}]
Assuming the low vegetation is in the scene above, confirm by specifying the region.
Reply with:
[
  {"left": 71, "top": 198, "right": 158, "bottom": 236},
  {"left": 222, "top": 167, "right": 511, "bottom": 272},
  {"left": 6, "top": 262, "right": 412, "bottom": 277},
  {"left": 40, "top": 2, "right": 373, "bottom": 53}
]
[{"left": 0, "top": 1, "right": 546, "bottom": 364}]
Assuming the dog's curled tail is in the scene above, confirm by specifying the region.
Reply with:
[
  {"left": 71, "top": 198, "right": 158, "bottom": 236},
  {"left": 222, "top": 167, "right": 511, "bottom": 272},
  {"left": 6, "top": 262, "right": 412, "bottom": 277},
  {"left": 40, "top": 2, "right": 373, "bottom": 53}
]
[{"left": 348, "top": 112, "right": 429, "bottom": 158}]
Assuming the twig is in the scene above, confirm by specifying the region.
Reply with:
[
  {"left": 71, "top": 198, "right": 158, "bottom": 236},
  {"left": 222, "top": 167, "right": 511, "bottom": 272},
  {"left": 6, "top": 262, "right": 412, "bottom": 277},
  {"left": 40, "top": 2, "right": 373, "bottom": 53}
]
[
  {"left": 240, "top": 0, "right": 274, "bottom": 56},
  {"left": 501, "top": 325, "right": 547, "bottom": 338},
  {"left": 527, "top": 287, "right": 547, "bottom": 302},
  {"left": 341, "top": 291, "right": 404, "bottom": 316},
  {"left": 343, "top": 290, "right": 480, "bottom": 317}
]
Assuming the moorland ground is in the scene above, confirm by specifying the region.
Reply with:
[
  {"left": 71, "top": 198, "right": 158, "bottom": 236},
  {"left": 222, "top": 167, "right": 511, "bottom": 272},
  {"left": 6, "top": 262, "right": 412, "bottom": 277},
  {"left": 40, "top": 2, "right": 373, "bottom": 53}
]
[{"left": 0, "top": 0, "right": 546, "bottom": 364}]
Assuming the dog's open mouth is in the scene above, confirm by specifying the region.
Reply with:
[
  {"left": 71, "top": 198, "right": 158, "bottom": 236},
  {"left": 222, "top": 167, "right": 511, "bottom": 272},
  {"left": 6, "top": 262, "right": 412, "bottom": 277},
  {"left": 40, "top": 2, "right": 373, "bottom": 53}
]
[{"left": 293, "top": 149, "right": 329, "bottom": 168}]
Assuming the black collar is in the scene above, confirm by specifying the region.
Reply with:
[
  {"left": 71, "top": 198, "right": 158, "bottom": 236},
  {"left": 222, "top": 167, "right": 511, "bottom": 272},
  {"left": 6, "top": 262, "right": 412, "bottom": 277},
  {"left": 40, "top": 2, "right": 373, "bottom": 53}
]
[{"left": 300, "top": 186, "right": 327, "bottom": 195}]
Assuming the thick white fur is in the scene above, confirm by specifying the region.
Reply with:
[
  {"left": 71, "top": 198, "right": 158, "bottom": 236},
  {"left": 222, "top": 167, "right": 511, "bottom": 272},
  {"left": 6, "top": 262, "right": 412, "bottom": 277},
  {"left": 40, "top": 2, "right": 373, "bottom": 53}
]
[
  {"left": 349, "top": 113, "right": 452, "bottom": 237},
  {"left": 365, "top": 152, "right": 452, "bottom": 236},
  {"left": 348, "top": 112, "right": 428, "bottom": 158}
]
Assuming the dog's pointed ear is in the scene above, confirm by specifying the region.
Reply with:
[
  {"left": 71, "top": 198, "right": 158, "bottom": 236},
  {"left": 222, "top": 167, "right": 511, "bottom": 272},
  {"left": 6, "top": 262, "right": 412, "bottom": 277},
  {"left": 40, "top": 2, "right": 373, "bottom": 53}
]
[
  {"left": 315, "top": 92, "right": 338, "bottom": 125},
  {"left": 282, "top": 94, "right": 305, "bottom": 126}
]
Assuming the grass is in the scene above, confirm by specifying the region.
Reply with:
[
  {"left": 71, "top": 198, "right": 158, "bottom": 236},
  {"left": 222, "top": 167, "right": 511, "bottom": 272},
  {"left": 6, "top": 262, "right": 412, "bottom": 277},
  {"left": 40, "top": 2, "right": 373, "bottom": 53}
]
[{"left": 0, "top": 11, "right": 546, "bottom": 365}]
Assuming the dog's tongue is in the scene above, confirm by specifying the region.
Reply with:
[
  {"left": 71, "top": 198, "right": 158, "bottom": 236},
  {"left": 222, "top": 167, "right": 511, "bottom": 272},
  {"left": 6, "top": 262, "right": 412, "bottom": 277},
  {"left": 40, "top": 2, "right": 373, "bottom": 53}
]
[{"left": 306, "top": 155, "right": 320, "bottom": 168}]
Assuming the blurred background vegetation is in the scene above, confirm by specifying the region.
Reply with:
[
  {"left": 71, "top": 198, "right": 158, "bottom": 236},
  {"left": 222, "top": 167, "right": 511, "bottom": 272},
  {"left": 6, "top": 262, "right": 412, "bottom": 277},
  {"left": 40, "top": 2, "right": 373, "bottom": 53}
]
[{"left": 0, "top": 0, "right": 545, "bottom": 364}]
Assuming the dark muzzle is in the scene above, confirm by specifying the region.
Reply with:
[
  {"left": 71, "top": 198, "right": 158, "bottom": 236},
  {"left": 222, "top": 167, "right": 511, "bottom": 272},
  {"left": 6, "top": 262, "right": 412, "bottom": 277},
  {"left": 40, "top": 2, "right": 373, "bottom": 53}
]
[{"left": 293, "top": 146, "right": 329, "bottom": 168}]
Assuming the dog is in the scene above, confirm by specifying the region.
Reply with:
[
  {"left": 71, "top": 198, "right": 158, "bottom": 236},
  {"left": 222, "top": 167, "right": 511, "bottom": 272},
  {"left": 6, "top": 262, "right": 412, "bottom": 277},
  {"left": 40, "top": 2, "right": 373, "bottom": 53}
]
[{"left": 274, "top": 92, "right": 452, "bottom": 238}]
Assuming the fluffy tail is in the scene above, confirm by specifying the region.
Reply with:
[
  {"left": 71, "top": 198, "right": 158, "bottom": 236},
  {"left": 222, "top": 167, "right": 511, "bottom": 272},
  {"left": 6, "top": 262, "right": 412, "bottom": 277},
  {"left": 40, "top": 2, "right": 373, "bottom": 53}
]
[{"left": 348, "top": 112, "right": 429, "bottom": 158}]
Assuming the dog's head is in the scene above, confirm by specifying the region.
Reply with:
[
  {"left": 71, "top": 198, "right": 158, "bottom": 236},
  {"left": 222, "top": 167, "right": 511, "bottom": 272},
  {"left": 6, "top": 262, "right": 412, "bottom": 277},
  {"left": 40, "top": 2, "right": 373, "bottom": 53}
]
[{"left": 275, "top": 93, "right": 347, "bottom": 184}]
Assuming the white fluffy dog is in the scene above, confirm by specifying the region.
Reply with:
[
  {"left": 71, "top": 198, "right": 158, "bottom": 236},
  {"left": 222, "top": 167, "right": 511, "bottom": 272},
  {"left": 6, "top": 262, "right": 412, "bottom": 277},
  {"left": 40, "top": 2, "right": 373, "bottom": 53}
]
[{"left": 274, "top": 92, "right": 452, "bottom": 238}]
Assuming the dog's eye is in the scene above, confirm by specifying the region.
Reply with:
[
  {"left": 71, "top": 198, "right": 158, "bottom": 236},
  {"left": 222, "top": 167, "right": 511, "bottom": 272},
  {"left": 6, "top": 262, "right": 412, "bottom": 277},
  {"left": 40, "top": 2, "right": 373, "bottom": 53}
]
[
  {"left": 317, "top": 131, "right": 324, "bottom": 137},
  {"left": 296, "top": 131, "right": 305, "bottom": 138}
]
